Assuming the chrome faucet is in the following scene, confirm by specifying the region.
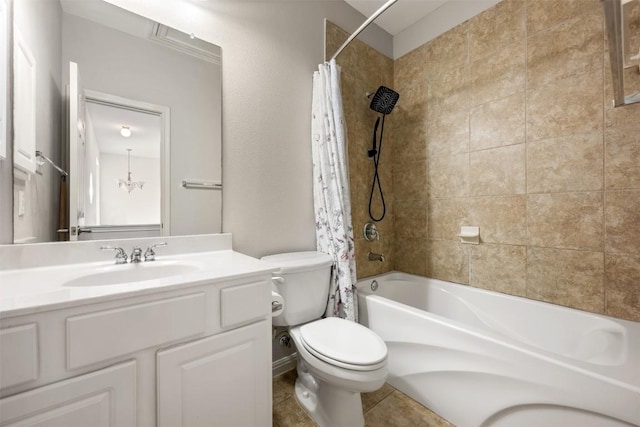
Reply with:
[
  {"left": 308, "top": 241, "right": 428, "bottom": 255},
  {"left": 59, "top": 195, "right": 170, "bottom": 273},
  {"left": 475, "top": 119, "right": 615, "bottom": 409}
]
[
  {"left": 130, "top": 247, "right": 143, "bottom": 263},
  {"left": 144, "top": 242, "right": 167, "bottom": 262},
  {"left": 100, "top": 246, "right": 128, "bottom": 264},
  {"left": 368, "top": 252, "right": 385, "bottom": 262}
]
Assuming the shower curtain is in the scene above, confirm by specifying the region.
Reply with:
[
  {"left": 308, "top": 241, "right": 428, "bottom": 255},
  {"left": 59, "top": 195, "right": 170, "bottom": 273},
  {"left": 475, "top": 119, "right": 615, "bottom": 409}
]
[{"left": 311, "top": 59, "right": 358, "bottom": 322}]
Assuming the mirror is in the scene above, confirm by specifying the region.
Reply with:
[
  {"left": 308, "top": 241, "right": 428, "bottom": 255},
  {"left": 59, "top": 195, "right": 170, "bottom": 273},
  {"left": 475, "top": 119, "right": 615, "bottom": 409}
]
[
  {"left": 604, "top": 0, "right": 640, "bottom": 106},
  {"left": 10, "top": 0, "right": 222, "bottom": 243},
  {"left": 622, "top": 0, "right": 640, "bottom": 69}
]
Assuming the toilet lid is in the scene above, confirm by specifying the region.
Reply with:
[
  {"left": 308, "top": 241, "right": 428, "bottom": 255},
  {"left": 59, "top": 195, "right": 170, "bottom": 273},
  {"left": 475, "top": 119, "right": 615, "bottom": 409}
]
[
  {"left": 260, "top": 251, "right": 333, "bottom": 274},
  {"left": 299, "top": 318, "right": 387, "bottom": 367}
]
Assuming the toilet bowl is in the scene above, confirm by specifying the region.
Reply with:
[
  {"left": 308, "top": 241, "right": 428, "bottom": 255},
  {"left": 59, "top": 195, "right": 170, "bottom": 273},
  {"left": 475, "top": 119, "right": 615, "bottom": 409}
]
[
  {"left": 262, "top": 252, "right": 388, "bottom": 427},
  {"left": 290, "top": 318, "right": 388, "bottom": 427}
]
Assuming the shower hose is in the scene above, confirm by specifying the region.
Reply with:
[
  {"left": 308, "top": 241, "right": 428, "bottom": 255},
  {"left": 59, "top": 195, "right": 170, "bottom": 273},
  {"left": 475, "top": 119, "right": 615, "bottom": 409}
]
[{"left": 368, "top": 114, "right": 386, "bottom": 222}]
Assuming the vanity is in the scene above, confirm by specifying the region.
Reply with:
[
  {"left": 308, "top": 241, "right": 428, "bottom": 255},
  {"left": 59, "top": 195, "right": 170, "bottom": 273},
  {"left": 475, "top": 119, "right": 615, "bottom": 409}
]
[{"left": 0, "top": 234, "right": 275, "bottom": 426}]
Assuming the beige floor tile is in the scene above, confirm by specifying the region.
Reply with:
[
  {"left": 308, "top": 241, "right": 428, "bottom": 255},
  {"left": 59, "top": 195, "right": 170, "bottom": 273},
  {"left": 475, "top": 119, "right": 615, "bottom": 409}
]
[
  {"left": 273, "top": 371, "right": 453, "bottom": 427},
  {"left": 364, "top": 390, "right": 454, "bottom": 427},
  {"left": 273, "top": 397, "right": 317, "bottom": 427},
  {"left": 362, "top": 382, "right": 396, "bottom": 413},
  {"left": 272, "top": 370, "right": 297, "bottom": 406}
]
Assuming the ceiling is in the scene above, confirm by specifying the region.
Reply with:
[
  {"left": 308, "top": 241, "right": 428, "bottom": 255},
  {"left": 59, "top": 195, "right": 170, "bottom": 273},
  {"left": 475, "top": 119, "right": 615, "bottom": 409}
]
[
  {"left": 344, "top": 0, "right": 450, "bottom": 36},
  {"left": 60, "top": 0, "right": 155, "bottom": 38},
  {"left": 85, "top": 102, "right": 161, "bottom": 159}
]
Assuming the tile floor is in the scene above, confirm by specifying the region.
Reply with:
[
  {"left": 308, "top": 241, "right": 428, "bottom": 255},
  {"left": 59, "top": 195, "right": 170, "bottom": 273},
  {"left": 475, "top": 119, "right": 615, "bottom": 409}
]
[{"left": 272, "top": 370, "right": 454, "bottom": 427}]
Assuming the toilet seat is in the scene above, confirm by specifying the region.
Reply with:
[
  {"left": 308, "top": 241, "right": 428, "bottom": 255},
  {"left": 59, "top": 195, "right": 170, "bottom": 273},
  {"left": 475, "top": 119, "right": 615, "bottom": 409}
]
[{"left": 299, "top": 318, "right": 387, "bottom": 371}]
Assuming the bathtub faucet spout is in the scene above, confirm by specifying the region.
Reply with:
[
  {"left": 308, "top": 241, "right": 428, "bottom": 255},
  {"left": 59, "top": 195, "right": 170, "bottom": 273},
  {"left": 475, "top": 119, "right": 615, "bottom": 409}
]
[{"left": 368, "top": 252, "right": 385, "bottom": 262}]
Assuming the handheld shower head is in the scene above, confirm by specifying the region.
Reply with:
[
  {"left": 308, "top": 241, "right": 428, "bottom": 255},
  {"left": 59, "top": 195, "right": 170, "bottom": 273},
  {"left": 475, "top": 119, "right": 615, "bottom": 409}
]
[
  {"left": 369, "top": 86, "right": 399, "bottom": 115},
  {"left": 368, "top": 117, "right": 380, "bottom": 158}
]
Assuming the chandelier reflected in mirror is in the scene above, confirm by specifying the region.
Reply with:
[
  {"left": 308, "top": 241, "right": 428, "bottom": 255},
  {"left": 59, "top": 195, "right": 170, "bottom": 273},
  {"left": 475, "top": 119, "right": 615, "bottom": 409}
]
[{"left": 117, "top": 148, "right": 145, "bottom": 193}]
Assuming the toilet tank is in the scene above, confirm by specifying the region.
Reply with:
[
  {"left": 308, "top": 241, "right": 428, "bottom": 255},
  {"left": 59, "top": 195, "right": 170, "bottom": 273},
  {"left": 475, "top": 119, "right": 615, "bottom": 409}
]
[{"left": 261, "top": 252, "right": 333, "bottom": 327}]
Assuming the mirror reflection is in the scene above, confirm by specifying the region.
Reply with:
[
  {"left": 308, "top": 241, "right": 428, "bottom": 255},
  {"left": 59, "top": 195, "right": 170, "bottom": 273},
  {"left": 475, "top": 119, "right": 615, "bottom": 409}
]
[
  {"left": 623, "top": 0, "right": 640, "bottom": 68},
  {"left": 83, "top": 99, "right": 162, "bottom": 227},
  {"left": 11, "top": 0, "right": 222, "bottom": 243}
]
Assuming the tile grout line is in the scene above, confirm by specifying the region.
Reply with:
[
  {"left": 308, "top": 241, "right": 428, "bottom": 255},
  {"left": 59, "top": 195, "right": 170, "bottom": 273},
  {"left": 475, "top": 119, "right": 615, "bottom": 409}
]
[
  {"left": 524, "top": 0, "right": 531, "bottom": 301},
  {"left": 362, "top": 389, "right": 397, "bottom": 416},
  {"left": 601, "top": 8, "right": 608, "bottom": 316}
]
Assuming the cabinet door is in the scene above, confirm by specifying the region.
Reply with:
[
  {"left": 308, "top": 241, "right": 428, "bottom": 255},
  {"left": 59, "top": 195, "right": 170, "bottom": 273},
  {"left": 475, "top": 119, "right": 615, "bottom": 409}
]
[
  {"left": 0, "top": 360, "right": 136, "bottom": 427},
  {"left": 157, "top": 320, "right": 271, "bottom": 427}
]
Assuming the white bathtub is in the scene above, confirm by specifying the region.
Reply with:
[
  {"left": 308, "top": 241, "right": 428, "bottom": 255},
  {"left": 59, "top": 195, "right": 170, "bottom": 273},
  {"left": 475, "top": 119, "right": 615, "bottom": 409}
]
[{"left": 357, "top": 272, "right": 640, "bottom": 427}]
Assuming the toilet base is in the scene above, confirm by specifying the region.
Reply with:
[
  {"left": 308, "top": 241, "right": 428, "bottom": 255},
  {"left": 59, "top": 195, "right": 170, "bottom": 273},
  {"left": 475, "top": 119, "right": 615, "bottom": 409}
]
[
  {"left": 294, "top": 359, "right": 365, "bottom": 427},
  {"left": 294, "top": 379, "right": 365, "bottom": 427}
]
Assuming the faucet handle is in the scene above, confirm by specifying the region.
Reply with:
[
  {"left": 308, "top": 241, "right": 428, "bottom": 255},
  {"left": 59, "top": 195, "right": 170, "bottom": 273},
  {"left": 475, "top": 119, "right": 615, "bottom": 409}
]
[
  {"left": 100, "top": 246, "right": 128, "bottom": 264},
  {"left": 144, "top": 242, "right": 167, "bottom": 262}
]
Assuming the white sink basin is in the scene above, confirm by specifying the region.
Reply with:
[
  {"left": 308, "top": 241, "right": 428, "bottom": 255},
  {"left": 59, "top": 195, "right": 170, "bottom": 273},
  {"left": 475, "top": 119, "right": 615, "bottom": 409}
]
[{"left": 63, "top": 261, "right": 203, "bottom": 287}]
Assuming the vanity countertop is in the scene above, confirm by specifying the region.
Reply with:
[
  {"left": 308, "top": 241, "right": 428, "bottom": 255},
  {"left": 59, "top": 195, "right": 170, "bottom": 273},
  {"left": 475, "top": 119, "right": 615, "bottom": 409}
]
[{"left": 0, "top": 249, "right": 277, "bottom": 319}]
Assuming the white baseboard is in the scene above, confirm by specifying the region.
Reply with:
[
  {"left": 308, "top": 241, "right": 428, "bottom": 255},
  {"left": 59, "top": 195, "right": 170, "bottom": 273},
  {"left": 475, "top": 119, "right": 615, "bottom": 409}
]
[{"left": 272, "top": 353, "right": 297, "bottom": 377}]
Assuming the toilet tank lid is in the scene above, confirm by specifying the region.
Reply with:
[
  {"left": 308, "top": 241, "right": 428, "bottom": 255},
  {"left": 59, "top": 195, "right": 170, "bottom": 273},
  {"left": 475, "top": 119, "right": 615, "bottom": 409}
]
[{"left": 261, "top": 251, "right": 333, "bottom": 274}]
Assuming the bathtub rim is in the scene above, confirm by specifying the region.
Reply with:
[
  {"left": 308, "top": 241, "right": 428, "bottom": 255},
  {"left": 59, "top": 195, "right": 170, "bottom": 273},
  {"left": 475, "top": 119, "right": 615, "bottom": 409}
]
[{"left": 356, "top": 270, "right": 640, "bottom": 392}]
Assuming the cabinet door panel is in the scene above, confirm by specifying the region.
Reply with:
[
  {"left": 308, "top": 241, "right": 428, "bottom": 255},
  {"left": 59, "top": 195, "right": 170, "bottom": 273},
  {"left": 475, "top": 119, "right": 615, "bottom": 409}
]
[
  {"left": 157, "top": 320, "right": 270, "bottom": 427},
  {"left": 0, "top": 361, "right": 136, "bottom": 427},
  {"left": 0, "top": 324, "right": 38, "bottom": 389}
]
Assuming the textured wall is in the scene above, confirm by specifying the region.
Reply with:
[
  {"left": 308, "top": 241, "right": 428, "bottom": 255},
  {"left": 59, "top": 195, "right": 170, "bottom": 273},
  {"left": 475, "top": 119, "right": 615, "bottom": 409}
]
[
  {"left": 393, "top": 0, "right": 640, "bottom": 322},
  {"left": 326, "top": 21, "right": 396, "bottom": 279},
  {"left": 0, "top": 0, "right": 13, "bottom": 244}
]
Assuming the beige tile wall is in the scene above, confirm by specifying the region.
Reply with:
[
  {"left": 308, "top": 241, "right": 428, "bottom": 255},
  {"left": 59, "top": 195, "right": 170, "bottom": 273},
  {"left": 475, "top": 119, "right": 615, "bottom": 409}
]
[
  {"left": 393, "top": 0, "right": 640, "bottom": 322},
  {"left": 328, "top": 0, "right": 639, "bottom": 322},
  {"left": 326, "top": 22, "right": 396, "bottom": 279}
]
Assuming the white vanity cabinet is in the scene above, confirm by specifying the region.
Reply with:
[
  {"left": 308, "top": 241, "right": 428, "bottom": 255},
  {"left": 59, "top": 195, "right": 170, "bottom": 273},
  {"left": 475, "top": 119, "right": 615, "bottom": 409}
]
[
  {"left": 157, "top": 320, "right": 271, "bottom": 426},
  {"left": 0, "top": 273, "right": 273, "bottom": 427},
  {"left": 0, "top": 361, "right": 137, "bottom": 426}
]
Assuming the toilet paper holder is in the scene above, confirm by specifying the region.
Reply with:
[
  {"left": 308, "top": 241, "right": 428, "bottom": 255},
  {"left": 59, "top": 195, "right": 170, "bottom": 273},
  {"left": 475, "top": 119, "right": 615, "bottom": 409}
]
[{"left": 271, "top": 276, "right": 285, "bottom": 316}]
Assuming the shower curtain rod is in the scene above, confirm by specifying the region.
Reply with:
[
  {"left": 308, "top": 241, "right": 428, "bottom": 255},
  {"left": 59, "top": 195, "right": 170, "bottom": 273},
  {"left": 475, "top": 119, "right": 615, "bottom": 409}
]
[{"left": 329, "top": 0, "right": 398, "bottom": 62}]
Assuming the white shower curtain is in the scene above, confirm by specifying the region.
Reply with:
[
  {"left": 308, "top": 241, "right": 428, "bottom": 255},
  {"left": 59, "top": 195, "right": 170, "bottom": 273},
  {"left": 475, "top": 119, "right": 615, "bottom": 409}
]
[{"left": 311, "top": 59, "right": 358, "bottom": 322}]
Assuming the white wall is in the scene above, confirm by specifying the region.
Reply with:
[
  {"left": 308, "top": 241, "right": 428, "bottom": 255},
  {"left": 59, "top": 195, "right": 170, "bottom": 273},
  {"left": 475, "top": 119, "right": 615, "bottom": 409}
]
[
  {"left": 0, "top": 0, "right": 12, "bottom": 244},
  {"left": 12, "top": 0, "right": 62, "bottom": 243},
  {"left": 82, "top": 112, "right": 100, "bottom": 226},
  {"left": 104, "top": 0, "right": 393, "bottom": 257},
  {"left": 100, "top": 153, "right": 160, "bottom": 225}
]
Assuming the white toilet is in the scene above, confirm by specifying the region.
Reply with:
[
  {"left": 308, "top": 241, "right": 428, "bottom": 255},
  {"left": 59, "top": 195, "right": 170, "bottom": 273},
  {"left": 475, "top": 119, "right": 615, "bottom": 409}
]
[{"left": 262, "top": 251, "right": 388, "bottom": 427}]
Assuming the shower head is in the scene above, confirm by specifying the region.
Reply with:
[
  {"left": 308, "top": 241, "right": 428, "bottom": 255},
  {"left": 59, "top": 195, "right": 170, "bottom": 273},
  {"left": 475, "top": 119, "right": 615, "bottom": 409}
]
[{"left": 369, "top": 86, "right": 399, "bottom": 115}]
